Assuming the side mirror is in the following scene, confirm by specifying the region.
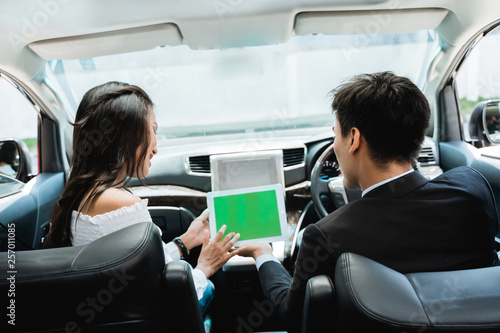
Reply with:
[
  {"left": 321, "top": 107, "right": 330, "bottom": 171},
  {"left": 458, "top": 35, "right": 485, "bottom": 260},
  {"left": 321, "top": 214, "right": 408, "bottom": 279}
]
[
  {"left": 469, "top": 99, "right": 500, "bottom": 147},
  {"left": 484, "top": 101, "right": 500, "bottom": 144},
  {"left": 0, "top": 139, "right": 33, "bottom": 182}
]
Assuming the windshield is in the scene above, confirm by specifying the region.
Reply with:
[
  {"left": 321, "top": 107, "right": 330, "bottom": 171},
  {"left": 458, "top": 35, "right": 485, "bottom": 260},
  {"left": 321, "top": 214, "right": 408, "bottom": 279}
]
[{"left": 46, "top": 30, "right": 440, "bottom": 145}]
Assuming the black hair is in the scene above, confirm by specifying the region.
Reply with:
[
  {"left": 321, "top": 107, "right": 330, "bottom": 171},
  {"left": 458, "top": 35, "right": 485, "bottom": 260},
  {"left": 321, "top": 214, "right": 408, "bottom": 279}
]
[
  {"left": 47, "top": 81, "right": 154, "bottom": 247},
  {"left": 331, "top": 71, "right": 430, "bottom": 167}
]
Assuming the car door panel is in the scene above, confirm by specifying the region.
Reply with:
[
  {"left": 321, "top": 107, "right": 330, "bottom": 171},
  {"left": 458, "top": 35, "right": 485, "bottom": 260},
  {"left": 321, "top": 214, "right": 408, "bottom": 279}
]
[
  {"left": 0, "top": 190, "right": 37, "bottom": 251},
  {"left": 0, "top": 172, "right": 64, "bottom": 250}
]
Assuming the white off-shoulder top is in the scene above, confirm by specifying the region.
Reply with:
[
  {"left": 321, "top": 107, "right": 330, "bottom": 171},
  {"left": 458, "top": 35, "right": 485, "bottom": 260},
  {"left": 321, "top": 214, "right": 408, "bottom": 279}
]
[{"left": 70, "top": 199, "right": 207, "bottom": 299}]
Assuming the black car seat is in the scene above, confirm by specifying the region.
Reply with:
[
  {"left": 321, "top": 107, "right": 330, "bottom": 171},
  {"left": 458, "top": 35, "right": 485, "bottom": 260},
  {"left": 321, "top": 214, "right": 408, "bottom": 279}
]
[
  {"left": 0, "top": 222, "right": 205, "bottom": 332},
  {"left": 302, "top": 252, "right": 500, "bottom": 333}
]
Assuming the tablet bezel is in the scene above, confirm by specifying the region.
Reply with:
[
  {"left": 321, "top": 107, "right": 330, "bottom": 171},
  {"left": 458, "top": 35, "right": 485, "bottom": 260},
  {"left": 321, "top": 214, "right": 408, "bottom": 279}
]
[{"left": 206, "top": 183, "right": 288, "bottom": 247}]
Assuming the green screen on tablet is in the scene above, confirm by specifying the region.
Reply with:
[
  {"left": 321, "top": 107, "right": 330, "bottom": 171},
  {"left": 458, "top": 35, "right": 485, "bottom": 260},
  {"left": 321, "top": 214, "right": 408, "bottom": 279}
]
[{"left": 207, "top": 184, "right": 287, "bottom": 246}]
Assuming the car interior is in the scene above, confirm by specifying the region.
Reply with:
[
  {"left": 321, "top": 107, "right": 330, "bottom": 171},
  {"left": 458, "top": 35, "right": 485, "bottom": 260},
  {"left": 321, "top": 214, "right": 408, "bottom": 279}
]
[{"left": 1, "top": 0, "right": 500, "bottom": 332}]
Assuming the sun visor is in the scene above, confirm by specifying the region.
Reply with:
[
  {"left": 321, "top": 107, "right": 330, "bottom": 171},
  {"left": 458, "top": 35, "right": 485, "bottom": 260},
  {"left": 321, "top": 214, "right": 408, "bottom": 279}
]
[
  {"left": 294, "top": 8, "right": 449, "bottom": 36},
  {"left": 28, "top": 23, "right": 182, "bottom": 60}
]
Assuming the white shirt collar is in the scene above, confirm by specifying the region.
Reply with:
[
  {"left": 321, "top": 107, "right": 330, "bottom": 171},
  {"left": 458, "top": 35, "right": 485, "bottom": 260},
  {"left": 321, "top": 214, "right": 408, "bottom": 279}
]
[{"left": 361, "top": 169, "right": 414, "bottom": 197}]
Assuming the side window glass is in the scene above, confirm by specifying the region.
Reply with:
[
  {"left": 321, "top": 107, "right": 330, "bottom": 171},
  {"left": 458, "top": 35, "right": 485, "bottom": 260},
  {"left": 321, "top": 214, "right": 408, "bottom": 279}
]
[
  {"left": 0, "top": 76, "right": 38, "bottom": 177},
  {"left": 456, "top": 25, "right": 500, "bottom": 143},
  {"left": 0, "top": 174, "right": 25, "bottom": 199}
]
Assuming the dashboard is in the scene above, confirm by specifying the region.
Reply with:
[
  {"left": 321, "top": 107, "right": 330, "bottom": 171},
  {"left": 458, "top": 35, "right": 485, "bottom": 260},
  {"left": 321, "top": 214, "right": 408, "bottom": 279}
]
[{"left": 319, "top": 158, "right": 341, "bottom": 179}]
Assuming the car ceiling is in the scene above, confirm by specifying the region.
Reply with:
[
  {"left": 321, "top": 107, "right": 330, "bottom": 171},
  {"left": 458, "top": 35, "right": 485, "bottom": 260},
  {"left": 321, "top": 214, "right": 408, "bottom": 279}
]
[{"left": 1, "top": 0, "right": 500, "bottom": 118}]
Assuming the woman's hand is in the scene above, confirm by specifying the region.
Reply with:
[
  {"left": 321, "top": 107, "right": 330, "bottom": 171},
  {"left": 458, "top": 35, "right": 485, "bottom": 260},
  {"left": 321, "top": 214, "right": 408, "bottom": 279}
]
[
  {"left": 195, "top": 225, "right": 245, "bottom": 278},
  {"left": 179, "top": 210, "right": 210, "bottom": 250}
]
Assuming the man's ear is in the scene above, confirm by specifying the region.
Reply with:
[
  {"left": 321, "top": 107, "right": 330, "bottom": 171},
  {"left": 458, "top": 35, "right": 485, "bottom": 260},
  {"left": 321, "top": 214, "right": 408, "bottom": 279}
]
[{"left": 349, "top": 127, "right": 361, "bottom": 154}]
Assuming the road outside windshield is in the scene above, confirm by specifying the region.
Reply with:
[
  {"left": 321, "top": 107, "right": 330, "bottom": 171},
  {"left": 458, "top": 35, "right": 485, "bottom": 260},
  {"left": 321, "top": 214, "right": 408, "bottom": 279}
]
[{"left": 46, "top": 30, "right": 440, "bottom": 145}]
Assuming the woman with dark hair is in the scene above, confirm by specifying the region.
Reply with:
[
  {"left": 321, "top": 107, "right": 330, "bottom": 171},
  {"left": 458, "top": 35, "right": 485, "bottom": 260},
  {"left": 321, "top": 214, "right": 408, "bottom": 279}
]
[{"left": 47, "top": 81, "right": 242, "bottom": 311}]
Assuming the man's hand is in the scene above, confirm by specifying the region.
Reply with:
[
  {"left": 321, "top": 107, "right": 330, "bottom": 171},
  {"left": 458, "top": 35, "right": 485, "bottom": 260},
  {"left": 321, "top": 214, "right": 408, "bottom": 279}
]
[{"left": 237, "top": 242, "right": 273, "bottom": 260}]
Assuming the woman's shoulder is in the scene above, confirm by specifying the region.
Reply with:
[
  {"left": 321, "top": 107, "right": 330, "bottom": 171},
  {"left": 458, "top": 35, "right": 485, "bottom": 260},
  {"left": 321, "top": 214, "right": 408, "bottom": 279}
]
[
  {"left": 85, "top": 188, "right": 142, "bottom": 217},
  {"left": 71, "top": 189, "right": 152, "bottom": 246}
]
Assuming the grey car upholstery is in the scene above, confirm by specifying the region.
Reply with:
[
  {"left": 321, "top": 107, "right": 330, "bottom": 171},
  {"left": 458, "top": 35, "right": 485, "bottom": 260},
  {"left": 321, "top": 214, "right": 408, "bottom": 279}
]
[
  {"left": 0, "top": 222, "right": 204, "bottom": 332},
  {"left": 302, "top": 252, "right": 500, "bottom": 333}
]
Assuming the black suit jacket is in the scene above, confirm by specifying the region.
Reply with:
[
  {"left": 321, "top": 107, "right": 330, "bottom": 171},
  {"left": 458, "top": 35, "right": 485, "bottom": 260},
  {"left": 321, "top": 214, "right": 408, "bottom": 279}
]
[{"left": 258, "top": 166, "right": 499, "bottom": 332}]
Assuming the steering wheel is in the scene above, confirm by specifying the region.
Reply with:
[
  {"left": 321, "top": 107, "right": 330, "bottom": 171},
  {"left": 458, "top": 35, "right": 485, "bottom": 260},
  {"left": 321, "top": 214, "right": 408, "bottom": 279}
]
[
  {"left": 310, "top": 143, "right": 361, "bottom": 218},
  {"left": 290, "top": 143, "right": 362, "bottom": 263}
]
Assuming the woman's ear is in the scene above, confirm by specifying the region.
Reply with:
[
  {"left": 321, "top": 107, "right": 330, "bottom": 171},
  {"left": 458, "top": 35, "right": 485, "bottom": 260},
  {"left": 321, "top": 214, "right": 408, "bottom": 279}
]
[{"left": 348, "top": 127, "right": 361, "bottom": 154}]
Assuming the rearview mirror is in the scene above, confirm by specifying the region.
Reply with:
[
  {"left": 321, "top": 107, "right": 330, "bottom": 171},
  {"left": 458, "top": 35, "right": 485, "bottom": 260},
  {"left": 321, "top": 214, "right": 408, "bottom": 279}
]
[
  {"left": 0, "top": 139, "right": 33, "bottom": 182},
  {"left": 468, "top": 99, "right": 500, "bottom": 147}
]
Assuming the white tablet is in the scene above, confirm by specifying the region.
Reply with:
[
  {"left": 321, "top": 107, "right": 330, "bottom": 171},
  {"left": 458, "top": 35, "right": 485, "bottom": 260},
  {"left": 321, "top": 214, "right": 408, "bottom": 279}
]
[{"left": 206, "top": 183, "right": 288, "bottom": 246}]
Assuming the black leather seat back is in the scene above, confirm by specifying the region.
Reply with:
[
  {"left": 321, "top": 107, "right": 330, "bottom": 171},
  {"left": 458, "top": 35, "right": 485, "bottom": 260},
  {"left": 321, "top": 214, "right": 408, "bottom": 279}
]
[
  {"left": 301, "top": 274, "right": 336, "bottom": 333},
  {"left": 0, "top": 222, "right": 204, "bottom": 332},
  {"left": 334, "top": 252, "right": 500, "bottom": 332},
  {"left": 164, "top": 261, "right": 205, "bottom": 332}
]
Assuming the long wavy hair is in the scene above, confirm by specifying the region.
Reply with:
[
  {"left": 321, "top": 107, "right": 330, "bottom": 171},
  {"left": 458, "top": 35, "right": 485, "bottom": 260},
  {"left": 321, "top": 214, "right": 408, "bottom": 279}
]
[{"left": 47, "top": 81, "right": 154, "bottom": 247}]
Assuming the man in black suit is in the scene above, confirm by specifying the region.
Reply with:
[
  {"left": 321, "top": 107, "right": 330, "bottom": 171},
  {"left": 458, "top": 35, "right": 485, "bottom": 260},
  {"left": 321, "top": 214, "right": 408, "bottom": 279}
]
[{"left": 239, "top": 72, "right": 499, "bottom": 332}]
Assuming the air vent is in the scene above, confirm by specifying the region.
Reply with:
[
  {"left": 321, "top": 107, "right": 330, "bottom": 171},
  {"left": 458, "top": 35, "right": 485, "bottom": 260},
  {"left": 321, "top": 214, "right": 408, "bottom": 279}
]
[
  {"left": 188, "top": 155, "right": 210, "bottom": 173},
  {"left": 189, "top": 148, "right": 306, "bottom": 174},
  {"left": 417, "top": 146, "right": 435, "bottom": 165},
  {"left": 283, "top": 148, "right": 305, "bottom": 167}
]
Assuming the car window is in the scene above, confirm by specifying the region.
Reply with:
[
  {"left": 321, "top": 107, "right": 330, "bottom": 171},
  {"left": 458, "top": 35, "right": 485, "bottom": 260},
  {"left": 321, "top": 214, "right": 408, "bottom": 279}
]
[
  {"left": 456, "top": 25, "right": 500, "bottom": 142},
  {"left": 0, "top": 174, "right": 24, "bottom": 198},
  {"left": 46, "top": 30, "right": 440, "bottom": 146},
  {"left": 0, "top": 76, "right": 38, "bottom": 175}
]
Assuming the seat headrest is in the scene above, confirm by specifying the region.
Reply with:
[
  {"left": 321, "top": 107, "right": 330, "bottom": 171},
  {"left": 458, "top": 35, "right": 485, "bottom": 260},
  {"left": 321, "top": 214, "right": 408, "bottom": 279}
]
[
  {"left": 0, "top": 222, "right": 167, "bottom": 332},
  {"left": 335, "top": 252, "right": 500, "bottom": 332}
]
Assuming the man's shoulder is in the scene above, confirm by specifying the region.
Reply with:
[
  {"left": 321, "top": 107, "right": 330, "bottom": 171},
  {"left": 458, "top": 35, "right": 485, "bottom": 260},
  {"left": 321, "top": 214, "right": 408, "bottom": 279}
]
[
  {"left": 315, "top": 198, "right": 372, "bottom": 230},
  {"left": 431, "top": 166, "right": 489, "bottom": 189},
  {"left": 314, "top": 166, "right": 490, "bottom": 228},
  {"left": 438, "top": 166, "right": 482, "bottom": 178}
]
